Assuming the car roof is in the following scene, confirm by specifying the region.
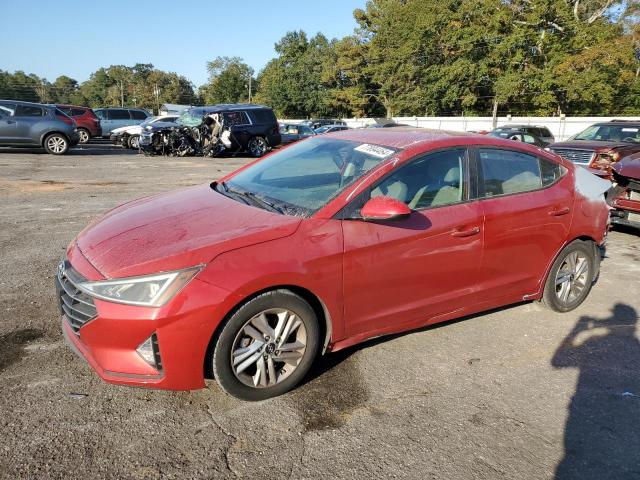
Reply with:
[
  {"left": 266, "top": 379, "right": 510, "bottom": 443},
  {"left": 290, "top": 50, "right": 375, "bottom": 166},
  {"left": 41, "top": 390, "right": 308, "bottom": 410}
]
[
  {"left": 189, "top": 104, "right": 272, "bottom": 114},
  {"left": 54, "top": 104, "right": 90, "bottom": 109},
  {"left": 594, "top": 121, "right": 640, "bottom": 126},
  {"left": 0, "top": 99, "right": 49, "bottom": 107},
  {"left": 496, "top": 124, "right": 548, "bottom": 129},
  {"left": 328, "top": 127, "right": 478, "bottom": 149}
]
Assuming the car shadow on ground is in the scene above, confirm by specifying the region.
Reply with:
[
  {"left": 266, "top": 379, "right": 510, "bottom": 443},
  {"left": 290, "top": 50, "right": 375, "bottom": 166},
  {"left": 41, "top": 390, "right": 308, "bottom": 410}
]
[
  {"left": 0, "top": 140, "right": 138, "bottom": 157},
  {"left": 551, "top": 303, "right": 640, "bottom": 480}
]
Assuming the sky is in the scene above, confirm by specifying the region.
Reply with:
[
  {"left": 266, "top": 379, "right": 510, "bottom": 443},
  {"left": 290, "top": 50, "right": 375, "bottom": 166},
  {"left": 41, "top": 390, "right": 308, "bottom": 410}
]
[{"left": 0, "top": 0, "right": 366, "bottom": 86}]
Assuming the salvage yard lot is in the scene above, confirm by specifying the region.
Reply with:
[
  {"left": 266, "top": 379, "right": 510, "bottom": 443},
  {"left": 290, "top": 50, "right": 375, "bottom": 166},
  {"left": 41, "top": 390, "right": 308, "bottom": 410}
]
[{"left": 0, "top": 142, "right": 639, "bottom": 479}]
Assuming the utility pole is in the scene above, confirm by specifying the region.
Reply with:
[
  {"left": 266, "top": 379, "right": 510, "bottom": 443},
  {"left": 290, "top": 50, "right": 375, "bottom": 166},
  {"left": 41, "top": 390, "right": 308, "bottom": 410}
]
[
  {"left": 492, "top": 97, "right": 499, "bottom": 129},
  {"left": 154, "top": 84, "right": 161, "bottom": 114},
  {"left": 120, "top": 81, "right": 124, "bottom": 107},
  {"left": 248, "top": 75, "right": 252, "bottom": 104}
]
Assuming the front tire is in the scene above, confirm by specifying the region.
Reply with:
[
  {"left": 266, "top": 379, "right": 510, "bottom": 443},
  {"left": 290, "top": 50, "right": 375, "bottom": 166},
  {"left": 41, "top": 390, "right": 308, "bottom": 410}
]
[
  {"left": 542, "top": 241, "right": 596, "bottom": 312},
  {"left": 247, "top": 136, "right": 268, "bottom": 157},
  {"left": 43, "top": 133, "right": 69, "bottom": 155},
  {"left": 77, "top": 128, "right": 90, "bottom": 144},
  {"left": 211, "top": 290, "right": 319, "bottom": 401},
  {"left": 128, "top": 134, "right": 140, "bottom": 149}
]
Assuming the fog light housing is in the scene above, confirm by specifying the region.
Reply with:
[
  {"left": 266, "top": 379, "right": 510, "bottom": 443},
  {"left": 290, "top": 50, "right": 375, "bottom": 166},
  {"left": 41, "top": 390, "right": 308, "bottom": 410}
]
[{"left": 136, "top": 333, "right": 162, "bottom": 370}]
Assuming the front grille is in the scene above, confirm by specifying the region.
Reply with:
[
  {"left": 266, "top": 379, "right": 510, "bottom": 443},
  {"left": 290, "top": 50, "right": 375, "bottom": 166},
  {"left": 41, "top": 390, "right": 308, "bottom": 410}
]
[
  {"left": 55, "top": 260, "right": 97, "bottom": 335},
  {"left": 551, "top": 148, "right": 595, "bottom": 165}
]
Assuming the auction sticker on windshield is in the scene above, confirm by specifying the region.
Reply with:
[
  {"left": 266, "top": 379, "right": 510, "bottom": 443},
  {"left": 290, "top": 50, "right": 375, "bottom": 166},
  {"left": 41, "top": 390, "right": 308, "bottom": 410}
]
[{"left": 354, "top": 143, "right": 396, "bottom": 159}]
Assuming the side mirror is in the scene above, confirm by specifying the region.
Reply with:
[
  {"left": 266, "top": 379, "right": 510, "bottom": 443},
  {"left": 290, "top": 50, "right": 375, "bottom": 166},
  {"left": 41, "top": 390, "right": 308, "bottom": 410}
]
[{"left": 360, "top": 196, "right": 412, "bottom": 221}]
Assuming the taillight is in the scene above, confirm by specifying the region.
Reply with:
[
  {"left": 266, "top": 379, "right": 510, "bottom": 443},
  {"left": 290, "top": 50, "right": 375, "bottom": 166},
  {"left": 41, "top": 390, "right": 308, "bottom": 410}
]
[{"left": 56, "top": 114, "right": 73, "bottom": 126}]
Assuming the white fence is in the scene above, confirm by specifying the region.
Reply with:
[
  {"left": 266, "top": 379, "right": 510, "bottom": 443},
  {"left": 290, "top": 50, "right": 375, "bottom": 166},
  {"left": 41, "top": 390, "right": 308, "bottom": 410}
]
[{"left": 282, "top": 116, "right": 640, "bottom": 141}]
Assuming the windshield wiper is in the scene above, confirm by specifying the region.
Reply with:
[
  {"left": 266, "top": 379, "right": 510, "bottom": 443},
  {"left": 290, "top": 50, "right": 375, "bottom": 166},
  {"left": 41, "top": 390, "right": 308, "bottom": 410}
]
[{"left": 217, "top": 182, "right": 284, "bottom": 214}]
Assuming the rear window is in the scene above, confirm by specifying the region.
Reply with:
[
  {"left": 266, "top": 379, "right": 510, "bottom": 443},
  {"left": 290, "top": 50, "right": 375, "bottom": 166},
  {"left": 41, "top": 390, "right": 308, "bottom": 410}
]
[
  {"left": 480, "top": 149, "right": 542, "bottom": 196},
  {"left": 109, "top": 109, "right": 130, "bottom": 120},
  {"left": 130, "top": 110, "right": 148, "bottom": 120},
  {"left": 15, "top": 105, "right": 44, "bottom": 117},
  {"left": 250, "top": 108, "right": 277, "bottom": 124}
]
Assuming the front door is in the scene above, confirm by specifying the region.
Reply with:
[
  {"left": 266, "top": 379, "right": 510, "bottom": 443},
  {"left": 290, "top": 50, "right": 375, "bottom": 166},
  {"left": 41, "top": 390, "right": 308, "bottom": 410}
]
[
  {"left": 341, "top": 148, "right": 485, "bottom": 338},
  {"left": 0, "top": 103, "right": 18, "bottom": 143},
  {"left": 474, "top": 147, "right": 574, "bottom": 305}
]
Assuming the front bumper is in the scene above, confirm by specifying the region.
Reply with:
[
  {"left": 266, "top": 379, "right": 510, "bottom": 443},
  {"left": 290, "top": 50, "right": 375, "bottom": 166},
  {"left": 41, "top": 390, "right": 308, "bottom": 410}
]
[{"left": 57, "top": 246, "right": 241, "bottom": 390}]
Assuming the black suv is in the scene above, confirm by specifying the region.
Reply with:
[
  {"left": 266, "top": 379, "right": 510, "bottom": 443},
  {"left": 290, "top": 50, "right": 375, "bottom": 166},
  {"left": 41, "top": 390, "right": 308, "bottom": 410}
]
[
  {"left": 490, "top": 125, "right": 555, "bottom": 145},
  {"left": 140, "top": 104, "right": 280, "bottom": 157}
]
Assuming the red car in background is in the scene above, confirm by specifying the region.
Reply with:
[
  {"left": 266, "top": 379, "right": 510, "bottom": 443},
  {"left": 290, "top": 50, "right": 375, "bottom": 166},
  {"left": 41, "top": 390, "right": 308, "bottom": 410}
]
[
  {"left": 610, "top": 152, "right": 640, "bottom": 230},
  {"left": 56, "top": 129, "right": 609, "bottom": 400},
  {"left": 55, "top": 105, "right": 101, "bottom": 143},
  {"left": 549, "top": 120, "right": 640, "bottom": 177}
]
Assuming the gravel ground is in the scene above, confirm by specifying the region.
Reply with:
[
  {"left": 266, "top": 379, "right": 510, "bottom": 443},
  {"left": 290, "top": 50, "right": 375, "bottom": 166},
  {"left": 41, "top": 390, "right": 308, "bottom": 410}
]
[{"left": 0, "top": 141, "right": 639, "bottom": 480}]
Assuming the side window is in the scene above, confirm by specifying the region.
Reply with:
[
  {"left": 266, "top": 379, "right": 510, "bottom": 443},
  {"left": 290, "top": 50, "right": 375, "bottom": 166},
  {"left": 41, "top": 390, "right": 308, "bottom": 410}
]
[
  {"left": 94, "top": 110, "right": 106, "bottom": 119},
  {"left": 251, "top": 109, "right": 277, "bottom": 124},
  {"left": 0, "top": 103, "right": 16, "bottom": 117},
  {"left": 479, "top": 149, "right": 541, "bottom": 196},
  {"left": 223, "top": 111, "right": 250, "bottom": 126},
  {"left": 71, "top": 108, "right": 86, "bottom": 116},
  {"left": 109, "top": 109, "right": 130, "bottom": 120},
  {"left": 130, "top": 110, "right": 147, "bottom": 120},
  {"left": 15, "top": 105, "right": 44, "bottom": 117},
  {"left": 540, "top": 158, "right": 567, "bottom": 186},
  {"left": 370, "top": 149, "right": 465, "bottom": 209}
]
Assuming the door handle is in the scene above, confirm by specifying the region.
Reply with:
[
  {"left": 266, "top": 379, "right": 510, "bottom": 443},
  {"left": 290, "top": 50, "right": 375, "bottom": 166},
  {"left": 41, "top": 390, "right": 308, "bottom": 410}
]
[
  {"left": 548, "top": 207, "right": 570, "bottom": 216},
  {"left": 451, "top": 226, "right": 481, "bottom": 238}
]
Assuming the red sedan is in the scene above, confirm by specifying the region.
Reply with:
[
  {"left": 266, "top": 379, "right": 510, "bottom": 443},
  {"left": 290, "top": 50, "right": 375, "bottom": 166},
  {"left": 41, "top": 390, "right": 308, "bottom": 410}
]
[{"left": 56, "top": 129, "right": 609, "bottom": 400}]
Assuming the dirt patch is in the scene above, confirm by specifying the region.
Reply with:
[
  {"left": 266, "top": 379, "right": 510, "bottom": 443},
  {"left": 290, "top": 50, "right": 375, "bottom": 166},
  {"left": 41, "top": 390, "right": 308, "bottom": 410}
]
[
  {"left": 0, "top": 329, "right": 45, "bottom": 373},
  {"left": 287, "top": 350, "right": 370, "bottom": 432},
  {"left": 0, "top": 179, "right": 68, "bottom": 193}
]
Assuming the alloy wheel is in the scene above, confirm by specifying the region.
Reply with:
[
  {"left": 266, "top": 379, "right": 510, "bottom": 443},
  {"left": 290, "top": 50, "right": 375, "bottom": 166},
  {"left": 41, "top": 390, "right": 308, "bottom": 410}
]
[
  {"left": 78, "top": 129, "right": 90, "bottom": 143},
  {"left": 47, "top": 136, "right": 67, "bottom": 154},
  {"left": 555, "top": 251, "right": 590, "bottom": 305},
  {"left": 230, "top": 308, "right": 307, "bottom": 388},
  {"left": 248, "top": 137, "right": 267, "bottom": 157}
]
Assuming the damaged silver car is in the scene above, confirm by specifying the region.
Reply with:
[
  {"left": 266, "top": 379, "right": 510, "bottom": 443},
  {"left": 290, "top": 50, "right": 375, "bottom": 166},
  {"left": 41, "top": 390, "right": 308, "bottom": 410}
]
[{"left": 139, "top": 104, "right": 281, "bottom": 157}]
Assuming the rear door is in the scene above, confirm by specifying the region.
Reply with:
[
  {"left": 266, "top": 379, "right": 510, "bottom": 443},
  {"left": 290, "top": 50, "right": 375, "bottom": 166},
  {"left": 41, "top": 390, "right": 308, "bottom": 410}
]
[
  {"left": 105, "top": 109, "right": 130, "bottom": 133},
  {"left": 0, "top": 102, "right": 18, "bottom": 143},
  {"left": 223, "top": 111, "right": 251, "bottom": 148},
  {"left": 475, "top": 147, "right": 572, "bottom": 305},
  {"left": 14, "top": 104, "right": 45, "bottom": 144},
  {"left": 341, "top": 148, "right": 485, "bottom": 337}
]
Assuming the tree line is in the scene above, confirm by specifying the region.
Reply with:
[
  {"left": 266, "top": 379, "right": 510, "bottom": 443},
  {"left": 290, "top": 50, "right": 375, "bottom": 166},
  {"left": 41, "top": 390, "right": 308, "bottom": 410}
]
[{"left": 2, "top": 0, "right": 639, "bottom": 117}]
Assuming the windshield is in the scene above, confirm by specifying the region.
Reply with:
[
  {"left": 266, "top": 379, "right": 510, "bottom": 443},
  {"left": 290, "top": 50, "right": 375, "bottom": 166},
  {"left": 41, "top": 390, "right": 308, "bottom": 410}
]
[
  {"left": 315, "top": 126, "right": 331, "bottom": 134},
  {"left": 573, "top": 124, "right": 640, "bottom": 143},
  {"left": 223, "top": 137, "right": 399, "bottom": 216},
  {"left": 177, "top": 110, "right": 203, "bottom": 127}
]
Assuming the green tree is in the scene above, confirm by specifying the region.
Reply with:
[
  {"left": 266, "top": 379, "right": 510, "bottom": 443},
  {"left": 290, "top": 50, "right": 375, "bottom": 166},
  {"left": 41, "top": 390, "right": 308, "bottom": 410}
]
[{"left": 201, "top": 56, "right": 254, "bottom": 104}]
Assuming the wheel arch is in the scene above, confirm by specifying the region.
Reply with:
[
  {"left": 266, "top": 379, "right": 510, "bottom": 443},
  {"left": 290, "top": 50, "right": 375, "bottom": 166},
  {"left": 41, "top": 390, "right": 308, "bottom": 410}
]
[
  {"left": 534, "top": 235, "right": 600, "bottom": 301},
  {"left": 40, "top": 130, "right": 70, "bottom": 146},
  {"left": 203, "top": 284, "right": 333, "bottom": 379}
]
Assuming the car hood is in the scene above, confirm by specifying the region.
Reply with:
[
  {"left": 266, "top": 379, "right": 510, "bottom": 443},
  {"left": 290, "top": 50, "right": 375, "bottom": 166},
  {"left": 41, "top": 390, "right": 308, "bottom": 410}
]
[
  {"left": 111, "top": 126, "right": 130, "bottom": 134},
  {"left": 549, "top": 140, "right": 636, "bottom": 151},
  {"left": 76, "top": 184, "right": 302, "bottom": 278},
  {"left": 613, "top": 152, "right": 640, "bottom": 181},
  {"left": 144, "top": 122, "right": 182, "bottom": 133}
]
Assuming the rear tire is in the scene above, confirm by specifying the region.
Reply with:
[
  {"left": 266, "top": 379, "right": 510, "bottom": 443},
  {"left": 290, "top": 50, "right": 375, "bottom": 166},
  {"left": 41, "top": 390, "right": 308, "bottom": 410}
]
[
  {"left": 43, "top": 133, "right": 69, "bottom": 155},
  {"left": 77, "top": 128, "right": 90, "bottom": 144},
  {"left": 247, "top": 136, "right": 268, "bottom": 157},
  {"left": 211, "top": 290, "right": 319, "bottom": 401},
  {"left": 541, "top": 241, "right": 596, "bottom": 312}
]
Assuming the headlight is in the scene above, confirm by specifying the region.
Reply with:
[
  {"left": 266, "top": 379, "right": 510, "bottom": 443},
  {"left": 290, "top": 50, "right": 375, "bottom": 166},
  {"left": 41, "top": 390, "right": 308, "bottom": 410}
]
[{"left": 78, "top": 266, "right": 203, "bottom": 307}]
